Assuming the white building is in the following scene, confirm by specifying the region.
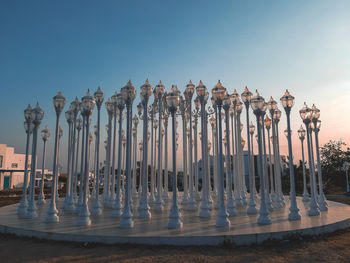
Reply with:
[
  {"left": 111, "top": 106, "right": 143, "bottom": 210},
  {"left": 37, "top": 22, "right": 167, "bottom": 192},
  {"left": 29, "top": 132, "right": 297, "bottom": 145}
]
[{"left": 0, "top": 144, "right": 31, "bottom": 190}]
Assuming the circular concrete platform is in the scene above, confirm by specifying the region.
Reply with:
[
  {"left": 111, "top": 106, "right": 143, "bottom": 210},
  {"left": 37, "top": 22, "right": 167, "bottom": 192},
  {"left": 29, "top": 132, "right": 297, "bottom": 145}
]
[{"left": 1, "top": 196, "right": 349, "bottom": 246}]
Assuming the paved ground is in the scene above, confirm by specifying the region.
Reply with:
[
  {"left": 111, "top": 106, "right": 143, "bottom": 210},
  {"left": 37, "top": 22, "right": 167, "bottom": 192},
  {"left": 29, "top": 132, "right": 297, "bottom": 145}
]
[{"left": 1, "top": 192, "right": 350, "bottom": 262}]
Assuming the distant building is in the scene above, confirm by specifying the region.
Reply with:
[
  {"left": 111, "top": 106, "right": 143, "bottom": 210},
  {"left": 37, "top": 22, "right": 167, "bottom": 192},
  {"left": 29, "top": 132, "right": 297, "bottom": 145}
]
[{"left": 0, "top": 144, "right": 31, "bottom": 190}]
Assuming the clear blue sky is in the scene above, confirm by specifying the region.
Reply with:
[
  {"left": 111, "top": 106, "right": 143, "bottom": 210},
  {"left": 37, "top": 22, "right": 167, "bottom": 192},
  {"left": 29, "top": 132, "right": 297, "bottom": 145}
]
[{"left": 1, "top": 0, "right": 349, "bottom": 170}]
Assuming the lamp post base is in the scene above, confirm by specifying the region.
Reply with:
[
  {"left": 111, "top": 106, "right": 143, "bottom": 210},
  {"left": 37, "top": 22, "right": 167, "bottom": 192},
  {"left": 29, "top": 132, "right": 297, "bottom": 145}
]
[
  {"left": 308, "top": 206, "right": 320, "bottom": 216},
  {"left": 186, "top": 199, "right": 197, "bottom": 211},
  {"left": 288, "top": 209, "right": 301, "bottom": 221},
  {"left": 45, "top": 213, "right": 59, "bottom": 223},
  {"left": 302, "top": 193, "right": 310, "bottom": 202},
  {"left": 257, "top": 214, "right": 271, "bottom": 225},
  {"left": 17, "top": 200, "right": 27, "bottom": 215},
  {"left": 91, "top": 199, "right": 102, "bottom": 216}
]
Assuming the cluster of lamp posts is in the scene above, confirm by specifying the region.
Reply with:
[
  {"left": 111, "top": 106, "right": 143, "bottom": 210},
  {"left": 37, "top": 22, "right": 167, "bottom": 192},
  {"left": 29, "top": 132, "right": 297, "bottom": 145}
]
[{"left": 16, "top": 79, "right": 327, "bottom": 229}]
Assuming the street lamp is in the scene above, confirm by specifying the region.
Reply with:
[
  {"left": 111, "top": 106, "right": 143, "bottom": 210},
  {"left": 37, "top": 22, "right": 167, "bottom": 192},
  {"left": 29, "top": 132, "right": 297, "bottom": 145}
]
[
  {"left": 120, "top": 80, "right": 136, "bottom": 229},
  {"left": 132, "top": 115, "right": 139, "bottom": 199},
  {"left": 280, "top": 90, "right": 300, "bottom": 221},
  {"left": 37, "top": 126, "right": 50, "bottom": 205},
  {"left": 138, "top": 80, "right": 153, "bottom": 219},
  {"left": 109, "top": 92, "right": 118, "bottom": 207},
  {"left": 184, "top": 80, "right": 197, "bottom": 211},
  {"left": 154, "top": 80, "right": 165, "bottom": 211},
  {"left": 298, "top": 125, "right": 309, "bottom": 202},
  {"left": 249, "top": 122, "right": 257, "bottom": 199},
  {"left": 166, "top": 85, "right": 183, "bottom": 229},
  {"left": 241, "top": 86, "right": 257, "bottom": 214},
  {"left": 63, "top": 109, "right": 74, "bottom": 211},
  {"left": 196, "top": 81, "right": 211, "bottom": 218},
  {"left": 300, "top": 102, "right": 320, "bottom": 216},
  {"left": 76, "top": 90, "right": 95, "bottom": 226},
  {"left": 223, "top": 95, "right": 236, "bottom": 217},
  {"left": 103, "top": 98, "right": 114, "bottom": 206},
  {"left": 251, "top": 90, "right": 271, "bottom": 225},
  {"left": 46, "top": 92, "right": 66, "bottom": 223},
  {"left": 25, "top": 103, "right": 44, "bottom": 219},
  {"left": 264, "top": 115, "right": 275, "bottom": 206},
  {"left": 311, "top": 105, "right": 328, "bottom": 211},
  {"left": 193, "top": 98, "right": 201, "bottom": 201},
  {"left": 112, "top": 93, "right": 125, "bottom": 217},
  {"left": 267, "top": 97, "right": 283, "bottom": 208},
  {"left": 68, "top": 98, "right": 80, "bottom": 209},
  {"left": 162, "top": 98, "right": 170, "bottom": 201},
  {"left": 212, "top": 81, "right": 230, "bottom": 227},
  {"left": 18, "top": 105, "right": 34, "bottom": 215},
  {"left": 91, "top": 87, "right": 104, "bottom": 215}
]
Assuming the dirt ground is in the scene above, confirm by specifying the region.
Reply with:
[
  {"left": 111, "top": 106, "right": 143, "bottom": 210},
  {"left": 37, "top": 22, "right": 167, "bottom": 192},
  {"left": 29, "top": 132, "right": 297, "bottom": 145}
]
[{"left": 1, "top": 191, "right": 350, "bottom": 263}]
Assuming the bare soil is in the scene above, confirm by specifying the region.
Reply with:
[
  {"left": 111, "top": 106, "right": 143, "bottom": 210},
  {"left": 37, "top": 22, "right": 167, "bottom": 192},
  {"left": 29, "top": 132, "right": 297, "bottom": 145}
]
[{"left": 1, "top": 190, "right": 350, "bottom": 263}]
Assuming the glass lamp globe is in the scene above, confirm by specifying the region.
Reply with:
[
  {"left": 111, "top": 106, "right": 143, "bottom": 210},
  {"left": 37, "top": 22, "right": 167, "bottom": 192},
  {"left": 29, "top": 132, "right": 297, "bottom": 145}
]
[
  {"left": 241, "top": 86, "right": 252, "bottom": 103},
  {"left": 94, "top": 87, "right": 104, "bottom": 106},
  {"left": 65, "top": 110, "right": 73, "bottom": 122},
  {"left": 24, "top": 105, "right": 33, "bottom": 122},
  {"left": 141, "top": 79, "right": 153, "bottom": 99},
  {"left": 280, "top": 89, "right": 295, "bottom": 109},
  {"left": 230, "top": 89, "right": 239, "bottom": 104},
  {"left": 264, "top": 115, "right": 271, "bottom": 128},
  {"left": 311, "top": 104, "right": 320, "bottom": 120},
  {"left": 184, "top": 80, "right": 195, "bottom": 100},
  {"left": 116, "top": 93, "right": 126, "bottom": 109},
  {"left": 236, "top": 101, "right": 243, "bottom": 112},
  {"left": 274, "top": 108, "right": 282, "bottom": 120},
  {"left": 70, "top": 97, "right": 80, "bottom": 114},
  {"left": 161, "top": 128, "right": 165, "bottom": 136},
  {"left": 133, "top": 115, "right": 139, "bottom": 126},
  {"left": 81, "top": 89, "right": 95, "bottom": 113},
  {"left": 41, "top": 126, "right": 50, "bottom": 141},
  {"left": 139, "top": 141, "right": 143, "bottom": 151},
  {"left": 154, "top": 80, "right": 165, "bottom": 98},
  {"left": 53, "top": 92, "right": 66, "bottom": 112},
  {"left": 31, "top": 103, "right": 44, "bottom": 122},
  {"left": 298, "top": 125, "right": 305, "bottom": 139},
  {"left": 121, "top": 80, "right": 136, "bottom": 102},
  {"left": 195, "top": 80, "right": 207, "bottom": 97},
  {"left": 93, "top": 125, "right": 98, "bottom": 135},
  {"left": 122, "top": 136, "right": 126, "bottom": 145},
  {"left": 250, "top": 90, "right": 265, "bottom": 111},
  {"left": 153, "top": 120, "right": 158, "bottom": 129},
  {"left": 299, "top": 102, "right": 311, "bottom": 121},
  {"left": 77, "top": 117, "right": 83, "bottom": 130},
  {"left": 166, "top": 88, "right": 180, "bottom": 109},
  {"left": 267, "top": 96, "right": 277, "bottom": 111}
]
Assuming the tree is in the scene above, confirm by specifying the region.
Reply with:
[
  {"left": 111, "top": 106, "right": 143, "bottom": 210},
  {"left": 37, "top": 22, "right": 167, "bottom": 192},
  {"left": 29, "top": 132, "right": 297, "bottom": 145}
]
[{"left": 320, "top": 140, "right": 350, "bottom": 193}]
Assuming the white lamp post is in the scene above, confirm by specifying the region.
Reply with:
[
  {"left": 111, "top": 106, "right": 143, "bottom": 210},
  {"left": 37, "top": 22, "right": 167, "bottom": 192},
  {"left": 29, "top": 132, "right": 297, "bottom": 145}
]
[
  {"left": 264, "top": 115, "right": 275, "bottom": 203},
  {"left": 162, "top": 103, "right": 170, "bottom": 201},
  {"left": 63, "top": 109, "right": 74, "bottom": 210},
  {"left": 212, "top": 81, "right": 230, "bottom": 227},
  {"left": 154, "top": 81, "right": 165, "bottom": 211},
  {"left": 184, "top": 80, "right": 197, "bottom": 211},
  {"left": 91, "top": 87, "right": 104, "bottom": 215},
  {"left": 132, "top": 115, "right": 139, "bottom": 199},
  {"left": 193, "top": 98, "right": 201, "bottom": 201},
  {"left": 37, "top": 126, "right": 50, "bottom": 205},
  {"left": 45, "top": 92, "right": 66, "bottom": 223},
  {"left": 280, "top": 90, "right": 300, "bottom": 221},
  {"left": 76, "top": 90, "right": 95, "bottom": 226},
  {"left": 251, "top": 90, "right": 271, "bottom": 225},
  {"left": 196, "top": 81, "right": 211, "bottom": 218},
  {"left": 103, "top": 99, "right": 113, "bottom": 205},
  {"left": 120, "top": 80, "right": 136, "bottom": 229},
  {"left": 249, "top": 122, "right": 257, "bottom": 199},
  {"left": 138, "top": 79, "right": 153, "bottom": 219},
  {"left": 25, "top": 103, "right": 44, "bottom": 219},
  {"left": 311, "top": 105, "right": 328, "bottom": 211},
  {"left": 18, "top": 105, "right": 34, "bottom": 215},
  {"left": 298, "top": 125, "right": 309, "bottom": 202},
  {"left": 167, "top": 85, "right": 183, "bottom": 229},
  {"left": 300, "top": 102, "right": 320, "bottom": 216},
  {"left": 112, "top": 94, "right": 125, "bottom": 217}
]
